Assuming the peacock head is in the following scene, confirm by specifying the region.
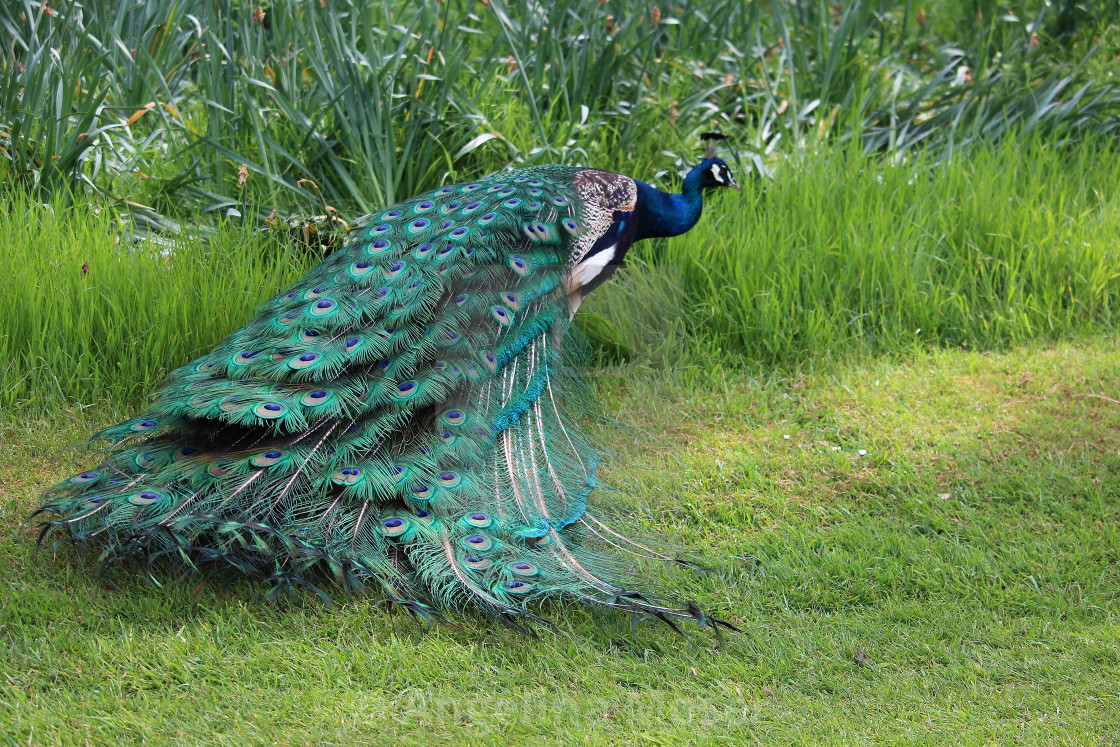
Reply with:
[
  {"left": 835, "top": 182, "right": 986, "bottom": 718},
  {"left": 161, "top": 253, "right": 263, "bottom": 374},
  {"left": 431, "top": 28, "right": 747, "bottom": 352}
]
[{"left": 694, "top": 157, "right": 740, "bottom": 192}]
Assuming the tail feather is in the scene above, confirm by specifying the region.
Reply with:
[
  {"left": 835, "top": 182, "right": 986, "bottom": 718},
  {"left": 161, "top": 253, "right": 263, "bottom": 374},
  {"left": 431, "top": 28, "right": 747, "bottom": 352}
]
[{"left": 31, "top": 166, "right": 726, "bottom": 637}]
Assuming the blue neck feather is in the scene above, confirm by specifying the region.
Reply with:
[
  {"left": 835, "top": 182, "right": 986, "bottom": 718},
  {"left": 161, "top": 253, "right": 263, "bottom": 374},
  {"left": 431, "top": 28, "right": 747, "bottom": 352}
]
[{"left": 633, "top": 166, "right": 707, "bottom": 241}]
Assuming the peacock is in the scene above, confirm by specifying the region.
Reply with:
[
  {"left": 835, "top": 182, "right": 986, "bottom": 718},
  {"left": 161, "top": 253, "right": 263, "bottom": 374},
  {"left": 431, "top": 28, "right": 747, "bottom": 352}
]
[{"left": 32, "top": 140, "right": 741, "bottom": 635}]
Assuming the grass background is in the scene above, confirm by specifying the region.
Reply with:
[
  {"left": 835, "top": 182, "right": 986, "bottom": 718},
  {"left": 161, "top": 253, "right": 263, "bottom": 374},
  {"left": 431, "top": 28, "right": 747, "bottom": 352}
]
[
  {"left": 2, "top": 0, "right": 1119, "bottom": 743},
  {"left": 2, "top": 339, "right": 1118, "bottom": 744}
]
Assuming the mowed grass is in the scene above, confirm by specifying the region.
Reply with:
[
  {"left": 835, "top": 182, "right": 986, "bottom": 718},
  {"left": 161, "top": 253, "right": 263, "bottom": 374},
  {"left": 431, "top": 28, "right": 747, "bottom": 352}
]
[{"left": 2, "top": 337, "right": 1118, "bottom": 744}]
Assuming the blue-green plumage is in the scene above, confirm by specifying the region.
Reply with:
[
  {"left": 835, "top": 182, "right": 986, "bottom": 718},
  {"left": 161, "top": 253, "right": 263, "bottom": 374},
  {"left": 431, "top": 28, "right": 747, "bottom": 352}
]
[{"left": 32, "top": 159, "right": 739, "bottom": 634}]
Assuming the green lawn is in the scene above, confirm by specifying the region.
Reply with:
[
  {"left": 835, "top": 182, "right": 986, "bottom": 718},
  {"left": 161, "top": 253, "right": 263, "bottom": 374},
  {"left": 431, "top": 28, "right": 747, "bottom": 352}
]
[{"left": 3, "top": 337, "right": 1117, "bottom": 745}]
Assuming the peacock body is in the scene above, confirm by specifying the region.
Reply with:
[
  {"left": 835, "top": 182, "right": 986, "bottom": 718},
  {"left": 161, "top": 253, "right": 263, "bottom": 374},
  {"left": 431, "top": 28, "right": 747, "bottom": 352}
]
[{"left": 34, "top": 157, "right": 740, "bottom": 631}]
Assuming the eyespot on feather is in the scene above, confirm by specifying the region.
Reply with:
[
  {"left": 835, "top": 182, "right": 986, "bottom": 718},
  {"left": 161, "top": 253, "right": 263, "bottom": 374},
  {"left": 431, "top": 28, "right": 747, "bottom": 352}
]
[
  {"left": 437, "top": 471, "right": 462, "bottom": 488},
  {"left": 503, "top": 580, "right": 533, "bottom": 593},
  {"left": 509, "top": 255, "right": 529, "bottom": 275},
  {"left": 331, "top": 467, "right": 363, "bottom": 486},
  {"left": 310, "top": 299, "right": 337, "bottom": 316},
  {"left": 135, "top": 452, "right": 161, "bottom": 469},
  {"left": 393, "top": 381, "right": 418, "bottom": 399},
  {"left": 379, "top": 516, "right": 410, "bottom": 538},
  {"left": 128, "top": 490, "right": 163, "bottom": 508},
  {"left": 350, "top": 260, "right": 374, "bottom": 278},
  {"left": 288, "top": 352, "right": 320, "bottom": 370},
  {"left": 367, "top": 239, "right": 392, "bottom": 256},
  {"left": 208, "top": 460, "right": 231, "bottom": 477},
  {"left": 461, "top": 534, "right": 492, "bottom": 551},
  {"left": 254, "top": 401, "right": 286, "bottom": 418},
  {"left": 509, "top": 562, "right": 539, "bottom": 577},
  {"left": 251, "top": 450, "right": 287, "bottom": 467},
  {"left": 464, "top": 512, "right": 492, "bottom": 528},
  {"left": 301, "top": 389, "right": 333, "bottom": 406},
  {"left": 220, "top": 396, "right": 246, "bottom": 412},
  {"left": 128, "top": 491, "right": 164, "bottom": 506},
  {"left": 464, "top": 554, "right": 491, "bottom": 570}
]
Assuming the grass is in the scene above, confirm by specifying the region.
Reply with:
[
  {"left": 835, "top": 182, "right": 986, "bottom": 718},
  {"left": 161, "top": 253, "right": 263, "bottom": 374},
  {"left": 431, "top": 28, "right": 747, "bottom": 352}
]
[
  {"left": 616, "top": 137, "right": 1120, "bottom": 364},
  {"left": 2, "top": 336, "right": 1118, "bottom": 744},
  {"left": 2, "top": 0, "right": 1118, "bottom": 223},
  {"left": 1, "top": 1, "right": 1118, "bottom": 742},
  {"left": 0, "top": 190, "right": 313, "bottom": 409},
  {"left": 5, "top": 138, "right": 1119, "bottom": 412}
]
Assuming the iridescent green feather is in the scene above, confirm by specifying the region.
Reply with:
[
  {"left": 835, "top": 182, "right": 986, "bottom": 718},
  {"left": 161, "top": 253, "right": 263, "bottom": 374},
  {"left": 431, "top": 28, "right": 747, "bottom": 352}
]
[{"left": 32, "top": 164, "right": 730, "bottom": 635}]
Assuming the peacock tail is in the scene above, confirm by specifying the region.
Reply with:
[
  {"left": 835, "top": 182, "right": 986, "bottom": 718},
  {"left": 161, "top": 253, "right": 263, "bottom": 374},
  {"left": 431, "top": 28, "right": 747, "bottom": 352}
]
[{"left": 33, "top": 159, "right": 741, "bottom": 635}]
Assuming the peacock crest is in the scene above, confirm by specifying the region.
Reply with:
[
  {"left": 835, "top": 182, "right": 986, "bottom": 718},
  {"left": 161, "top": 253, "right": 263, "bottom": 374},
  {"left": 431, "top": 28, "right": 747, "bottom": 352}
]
[{"left": 33, "top": 157, "right": 739, "bottom": 636}]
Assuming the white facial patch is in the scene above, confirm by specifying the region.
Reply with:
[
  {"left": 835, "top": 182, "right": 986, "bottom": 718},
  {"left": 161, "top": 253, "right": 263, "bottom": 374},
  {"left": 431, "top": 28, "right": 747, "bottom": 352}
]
[{"left": 709, "top": 164, "right": 723, "bottom": 183}]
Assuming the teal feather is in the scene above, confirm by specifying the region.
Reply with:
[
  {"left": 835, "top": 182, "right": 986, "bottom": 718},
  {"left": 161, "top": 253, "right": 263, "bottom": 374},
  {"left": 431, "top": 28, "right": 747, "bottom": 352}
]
[{"left": 32, "top": 160, "right": 742, "bottom": 636}]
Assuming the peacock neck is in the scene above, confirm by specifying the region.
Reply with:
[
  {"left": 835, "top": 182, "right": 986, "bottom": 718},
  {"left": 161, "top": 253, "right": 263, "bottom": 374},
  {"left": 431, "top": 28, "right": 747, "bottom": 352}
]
[{"left": 633, "top": 170, "right": 705, "bottom": 241}]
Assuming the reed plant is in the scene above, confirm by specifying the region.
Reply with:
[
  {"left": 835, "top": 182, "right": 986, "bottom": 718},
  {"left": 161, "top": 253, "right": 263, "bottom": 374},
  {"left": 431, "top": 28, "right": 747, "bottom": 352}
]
[
  {"left": 4, "top": 136, "right": 1117, "bottom": 412},
  {"left": 2, "top": 0, "right": 1117, "bottom": 220}
]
